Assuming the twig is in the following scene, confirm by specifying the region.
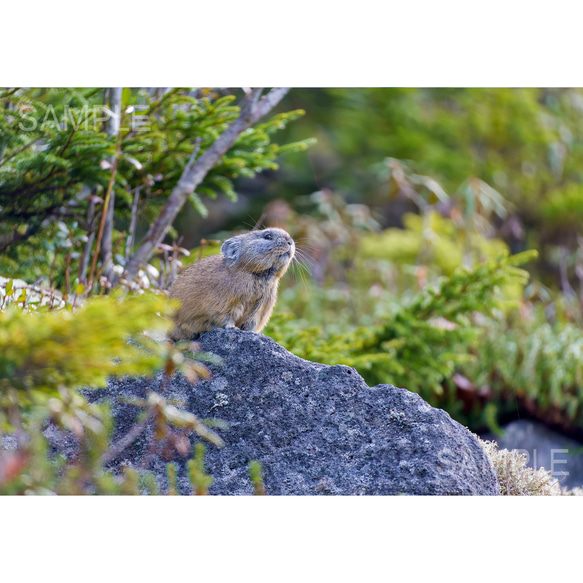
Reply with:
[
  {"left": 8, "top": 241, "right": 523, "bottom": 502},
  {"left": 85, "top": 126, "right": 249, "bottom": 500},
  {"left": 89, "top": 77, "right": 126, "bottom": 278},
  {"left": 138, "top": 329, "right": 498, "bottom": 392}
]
[
  {"left": 78, "top": 189, "right": 97, "bottom": 284},
  {"left": 49, "top": 245, "right": 61, "bottom": 290},
  {"left": 125, "top": 185, "right": 143, "bottom": 261},
  {"left": 102, "top": 411, "right": 153, "bottom": 465},
  {"left": 59, "top": 109, "right": 95, "bottom": 157},
  {"left": 87, "top": 130, "right": 123, "bottom": 289},
  {"left": 101, "top": 88, "right": 124, "bottom": 284},
  {"left": 186, "top": 136, "right": 203, "bottom": 168},
  {"left": 64, "top": 243, "right": 72, "bottom": 299}
]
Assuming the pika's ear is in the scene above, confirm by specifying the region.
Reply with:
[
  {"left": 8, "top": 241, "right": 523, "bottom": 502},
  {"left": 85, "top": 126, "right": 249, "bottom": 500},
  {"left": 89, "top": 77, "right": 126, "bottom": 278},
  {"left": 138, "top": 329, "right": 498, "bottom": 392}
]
[{"left": 221, "top": 237, "right": 241, "bottom": 263}]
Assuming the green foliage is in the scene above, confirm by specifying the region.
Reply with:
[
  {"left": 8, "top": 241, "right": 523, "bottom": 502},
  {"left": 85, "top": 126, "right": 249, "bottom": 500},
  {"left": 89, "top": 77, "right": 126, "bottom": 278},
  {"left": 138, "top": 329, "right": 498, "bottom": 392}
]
[
  {"left": 248, "top": 460, "right": 266, "bottom": 495},
  {"left": 187, "top": 442, "right": 213, "bottom": 495},
  {"left": 275, "top": 185, "right": 583, "bottom": 434},
  {"left": 166, "top": 462, "right": 179, "bottom": 495},
  {"left": 360, "top": 211, "right": 510, "bottom": 277},
  {"left": 0, "top": 87, "right": 316, "bottom": 495},
  {"left": 461, "top": 305, "right": 583, "bottom": 432},
  {"left": 271, "top": 159, "right": 583, "bottom": 436},
  {"left": 279, "top": 88, "right": 569, "bottom": 204},
  {"left": 269, "top": 251, "right": 537, "bottom": 429},
  {"left": 4, "top": 88, "right": 583, "bottom": 494},
  {"left": 0, "top": 292, "right": 223, "bottom": 495},
  {"left": 276, "top": 88, "right": 583, "bottom": 289},
  {"left": 540, "top": 182, "right": 583, "bottom": 227},
  {"left": 0, "top": 293, "right": 172, "bottom": 394},
  {"left": 0, "top": 88, "right": 313, "bottom": 286}
]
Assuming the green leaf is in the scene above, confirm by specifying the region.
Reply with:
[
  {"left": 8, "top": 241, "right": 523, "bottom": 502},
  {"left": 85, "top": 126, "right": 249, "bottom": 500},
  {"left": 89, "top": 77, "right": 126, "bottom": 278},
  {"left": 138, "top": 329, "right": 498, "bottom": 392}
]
[
  {"left": 189, "top": 192, "right": 209, "bottom": 218},
  {"left": 122, "top": 88, "right": 131, "bottom": 109}
]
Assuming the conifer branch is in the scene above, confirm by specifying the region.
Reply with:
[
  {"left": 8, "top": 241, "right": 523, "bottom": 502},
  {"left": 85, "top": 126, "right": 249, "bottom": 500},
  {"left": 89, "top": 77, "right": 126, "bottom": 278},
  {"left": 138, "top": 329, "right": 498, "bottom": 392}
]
[
  {"left": 0, "top": 137, "right": 43, "bottom": 169},
  {"left": 124, "top": 88, "right": 290, "bottom": 279}
]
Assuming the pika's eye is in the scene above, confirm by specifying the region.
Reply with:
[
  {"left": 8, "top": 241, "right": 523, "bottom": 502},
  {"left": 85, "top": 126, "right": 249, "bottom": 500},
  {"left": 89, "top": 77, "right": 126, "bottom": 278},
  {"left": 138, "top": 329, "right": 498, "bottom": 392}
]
[{"left": 263, "top": 233, "right": 273, "bottom": 240}]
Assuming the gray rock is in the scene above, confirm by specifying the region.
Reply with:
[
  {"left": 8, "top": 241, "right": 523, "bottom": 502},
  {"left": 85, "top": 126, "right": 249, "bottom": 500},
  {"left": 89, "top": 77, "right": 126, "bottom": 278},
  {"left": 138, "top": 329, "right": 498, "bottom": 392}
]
[
  {"left": 87, "top": 328, "right": 500, "bottom": 495},
  {"left": 486, "top": 419, "right": 583, "bottom": 490}
]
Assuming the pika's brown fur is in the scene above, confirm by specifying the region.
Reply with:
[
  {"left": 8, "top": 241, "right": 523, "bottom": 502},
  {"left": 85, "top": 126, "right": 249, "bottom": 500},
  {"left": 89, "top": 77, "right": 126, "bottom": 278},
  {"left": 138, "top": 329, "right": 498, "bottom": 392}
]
[{"left": 168, "top": 228, "right": 295, "bottom": 341}]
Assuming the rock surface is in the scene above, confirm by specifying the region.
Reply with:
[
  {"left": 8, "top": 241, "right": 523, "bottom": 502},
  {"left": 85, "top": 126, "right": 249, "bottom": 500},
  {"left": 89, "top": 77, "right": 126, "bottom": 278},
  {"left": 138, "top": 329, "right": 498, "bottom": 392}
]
[
  {"left": 87, "top": 328, "right": 499, "bottom": 495},
  {"left": 78, "top": 329, "right": 499, "bottom": 495}
]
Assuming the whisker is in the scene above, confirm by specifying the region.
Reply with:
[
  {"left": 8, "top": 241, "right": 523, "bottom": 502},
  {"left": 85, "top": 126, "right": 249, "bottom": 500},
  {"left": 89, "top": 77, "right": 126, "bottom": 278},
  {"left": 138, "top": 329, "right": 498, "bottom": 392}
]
[
  {"left": 290, "top": 258, "right": 311, "bottom": 293},
  {"left": 293, "top": 256, "right": 312, "bottom": 277},
  {"left": 294, "top": 248, "right": 316, "bottom": 268},
  {"left": 252, "top": 214, "right": 266, "bottom": 231},
  {"left": 290, "top": 251, "right": 312, "bottom": 280},
  {"left": 292, "top": 240, "right": 319, "bottom": 257},
  {"left": 292, "top": 237, "right": 314, "bottom": 245}
]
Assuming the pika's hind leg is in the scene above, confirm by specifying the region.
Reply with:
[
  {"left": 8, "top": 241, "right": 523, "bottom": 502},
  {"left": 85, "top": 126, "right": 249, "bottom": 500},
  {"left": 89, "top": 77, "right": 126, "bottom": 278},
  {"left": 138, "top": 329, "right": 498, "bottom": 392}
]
[
  {"left": 221, "top": 304, "right": 245, "bottom": 330},
  {"left": 221, "top": 316, "right": 237, "bottom": 329},
  {"left": 239, "top": 317, "right": 259, "bottom": 332}
]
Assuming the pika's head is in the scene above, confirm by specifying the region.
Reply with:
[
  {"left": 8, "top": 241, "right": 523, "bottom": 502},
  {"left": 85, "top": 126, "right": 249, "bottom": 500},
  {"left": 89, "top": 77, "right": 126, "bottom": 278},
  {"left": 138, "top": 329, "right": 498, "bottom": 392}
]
[{"left": 221, "top": 228, "right": 295, "bottom": 276}]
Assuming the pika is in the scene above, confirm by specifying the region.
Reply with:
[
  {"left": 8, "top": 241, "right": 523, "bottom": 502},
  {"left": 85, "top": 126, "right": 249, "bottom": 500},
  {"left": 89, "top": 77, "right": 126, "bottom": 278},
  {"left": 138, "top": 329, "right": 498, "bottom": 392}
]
[{"left": 168, "top": 228, "right": 295, "bottom": 341}]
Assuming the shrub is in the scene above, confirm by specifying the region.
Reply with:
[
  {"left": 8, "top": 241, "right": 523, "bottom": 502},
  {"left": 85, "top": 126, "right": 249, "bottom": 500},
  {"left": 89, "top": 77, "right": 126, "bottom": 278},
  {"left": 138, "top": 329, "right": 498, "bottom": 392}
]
[{"left": 0, "top": 291, "right": 223, "bottom": 495}]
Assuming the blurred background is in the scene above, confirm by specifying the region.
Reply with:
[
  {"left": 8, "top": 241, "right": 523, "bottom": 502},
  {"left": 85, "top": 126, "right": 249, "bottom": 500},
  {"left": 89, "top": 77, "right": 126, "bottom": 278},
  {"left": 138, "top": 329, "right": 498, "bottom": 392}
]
[{"left": 3, "top": 87, "right": 583, "bottom": 487}]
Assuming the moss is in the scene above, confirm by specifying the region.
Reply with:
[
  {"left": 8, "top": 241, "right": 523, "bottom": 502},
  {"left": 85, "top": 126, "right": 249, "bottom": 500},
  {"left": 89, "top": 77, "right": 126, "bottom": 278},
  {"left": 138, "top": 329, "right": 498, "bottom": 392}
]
[{"left": 478, "top": 436, "right": 565, "bottom": 496}]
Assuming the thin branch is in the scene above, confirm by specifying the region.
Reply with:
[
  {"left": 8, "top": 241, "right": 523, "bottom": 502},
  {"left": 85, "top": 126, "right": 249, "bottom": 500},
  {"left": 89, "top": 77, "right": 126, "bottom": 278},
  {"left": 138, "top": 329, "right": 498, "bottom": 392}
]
[
  {"left": 125, "top": 185, "right": 143, "bottom": 261},
  {"left": 78, "top": 187, "right": 96, "bottom": 284},
  {"left": 100, "top": 88, "right": 124, "bottom": 284},
  {"left": 125, "top": 88, "right": 290, "bottom": 279},
  {"left": 59, "top": 109, "right": 95, "bottom": 157},
  {"left": 185, "top": 136, "right": 203, "bottom": 169},
  {"left": 248, "top": 87, "right": 289, "bottom": 121},
  {"left": 102, "top": 410, "right": 152, "bottom": 465},
  {"left": 87, "top": 128, "right": 123, "bottom": 289}
]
